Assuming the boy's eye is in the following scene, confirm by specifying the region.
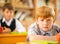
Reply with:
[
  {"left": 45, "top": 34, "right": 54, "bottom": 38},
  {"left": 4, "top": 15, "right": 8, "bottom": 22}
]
[{"left": 47, "top": 19, "right": 51, "bottom": 21}]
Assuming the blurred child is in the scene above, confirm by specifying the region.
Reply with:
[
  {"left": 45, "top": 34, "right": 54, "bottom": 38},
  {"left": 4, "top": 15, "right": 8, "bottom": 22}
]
[
  {"left": 0, "top": 3, "right": 26, "bottom": 33},
  {"left": 28, "top": 6, "right": 60, "bottom": 36}
]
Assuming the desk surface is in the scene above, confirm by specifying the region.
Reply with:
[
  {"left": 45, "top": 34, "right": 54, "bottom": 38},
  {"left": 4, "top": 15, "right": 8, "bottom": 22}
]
[
  {"left": 0, "top": 32, "right": 27, "bottom": 37},
  {"left": 16, "top": 41, "right": 58, "bottom": 44},
  {"left": 0, "top": 34, "right": 27, "bottom": 37},
  {"left": 16, "top": 42, "right": 29, "bottom": 44},
  {"left": 16, "top": 42, "right": 41, "bottom": 44},
  {"left": 0, "top": 32, "right": 28, "bottom": 44}
]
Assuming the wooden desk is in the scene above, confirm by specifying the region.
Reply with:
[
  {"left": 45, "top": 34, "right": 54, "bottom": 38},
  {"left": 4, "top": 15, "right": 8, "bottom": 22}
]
[
  {"left": 0, "top": 33, "right": 27, "bottom": 44},
  {"left": 16, "top": 42, "right": 41, "bottom": 44},
  {"left": 16, "top": 41, "right": 58, "bottom": 44},
  {"left": 16, "top": 42, "right": 29, "bottom": 44},
  {"left": 16, "top": 42, "right": 47, "bottom": 44},
  {"left": 16, "top": 42, "right": 58, "bottom": 44}
]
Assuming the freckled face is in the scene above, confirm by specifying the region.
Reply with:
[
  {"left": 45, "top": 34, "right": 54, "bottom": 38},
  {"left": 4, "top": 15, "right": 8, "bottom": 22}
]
[{"left": 37, "top": 17, "right": 54, "bottom": 31}]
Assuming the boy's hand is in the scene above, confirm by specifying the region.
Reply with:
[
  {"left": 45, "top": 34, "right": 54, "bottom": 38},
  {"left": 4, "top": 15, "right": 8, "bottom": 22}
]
[{"left": 2, "top": 27, "right": 11, "bottom": 33}]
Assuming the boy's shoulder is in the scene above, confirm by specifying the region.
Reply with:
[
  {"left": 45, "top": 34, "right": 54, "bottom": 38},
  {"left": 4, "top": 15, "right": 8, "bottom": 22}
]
[
  {"left": 28, "top": 22, "right": 37, "bottom": 29},
  {"left": 53, "top": 23, "right": 60, "bottom": 28},
  {"left": 28, "top": 22, "right": 39, "bottom": 35},
  {"left": 28, "top": 22, "right": 39, "bottom": 32},
  {"left": 52, "top": 23, "right": 60, "bottom": 32}
]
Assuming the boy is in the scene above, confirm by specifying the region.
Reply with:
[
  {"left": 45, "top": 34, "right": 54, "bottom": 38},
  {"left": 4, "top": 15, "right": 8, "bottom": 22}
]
[
  {"left": 28, "top": 6, "right": 60, "bottom": 36},
  {"left": 0, "top": 3, "right": 26, "bottom": 33}
]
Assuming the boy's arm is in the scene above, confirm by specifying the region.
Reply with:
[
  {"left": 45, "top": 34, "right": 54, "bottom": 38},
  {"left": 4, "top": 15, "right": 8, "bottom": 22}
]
[
  {"left": 29, "top": 35, "right": 56, "bottom": 41},
  {"left": 55, "top": 25, "right": 60, "bottom": 33},
  {"left": 28, "top": 27, "right": 37, "bottom": 35},
  {"left": 28, "top": 23, "right": 38, "bottom": 35},
  {"left": 13, "top": 19, "right": 26, "bottom": 32},
  {"left": 54, "top": 24, "right": 60, "bottom": 33}
]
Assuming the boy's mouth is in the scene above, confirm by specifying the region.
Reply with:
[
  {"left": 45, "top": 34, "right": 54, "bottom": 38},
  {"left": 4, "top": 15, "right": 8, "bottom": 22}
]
[{"left": 43, "top": 27, "right": 48, "bottom": 28}]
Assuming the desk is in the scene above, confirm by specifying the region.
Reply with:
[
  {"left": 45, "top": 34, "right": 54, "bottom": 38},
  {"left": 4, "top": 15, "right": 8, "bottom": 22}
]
[
  {"left": 16, "top": 42, "right": 42, "bottom": 44},
  {"left": 16, "top": 42, "right": 29, "bottom": 44},
  {"left": 0, "top": 33, "right": 27, "bottom": 44},
  {"left": 16, "top": 42, "right": 47, "bottom": 44},
  {"left": 16, "top": 41, "right": 58, "bottom": 44}
]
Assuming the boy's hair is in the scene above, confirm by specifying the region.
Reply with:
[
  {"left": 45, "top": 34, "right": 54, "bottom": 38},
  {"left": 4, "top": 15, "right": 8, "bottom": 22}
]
[
  {"left": 36, "top": 6, "right": 55, "bottom": 20},
  {"left": 2, "top": 3, "right": 14, "bottom": 11}
]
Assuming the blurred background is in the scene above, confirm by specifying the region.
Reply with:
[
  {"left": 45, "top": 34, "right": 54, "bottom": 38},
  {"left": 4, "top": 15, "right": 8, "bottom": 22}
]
[{"left": 0, "top": 0, "right": 60, "bottom": 31}]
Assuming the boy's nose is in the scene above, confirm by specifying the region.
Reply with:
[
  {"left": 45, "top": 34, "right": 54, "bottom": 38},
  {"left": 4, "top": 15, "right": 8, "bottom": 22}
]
[
  {"left": 43, "top": 20, "right": 48, "bottom": 25},
  {"left": 8, "top": 13, "right": 11, "bottom": 16}
]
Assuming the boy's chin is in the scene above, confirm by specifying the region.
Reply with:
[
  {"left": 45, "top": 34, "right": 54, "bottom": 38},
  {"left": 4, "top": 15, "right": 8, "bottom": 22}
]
[
  {"left": 42, "top": 28, "right": 50, "bottom": 32},
  {"left": 6, "top": 18, "right": 12, "bottom": 21}
]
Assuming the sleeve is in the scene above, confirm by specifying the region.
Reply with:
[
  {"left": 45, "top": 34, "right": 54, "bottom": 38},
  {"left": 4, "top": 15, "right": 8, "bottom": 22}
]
[
  {"left": 57, "top": 26, "right": 60, "bottom": 33},
  {"left": 54, "top": 24, "right": 60, "bottom": 33},
  {"left": 28, "top": 23, "right": 37, "bottom": 35},
  {"left": 16, "top": 19, "right": 26, "bottom": 32}
]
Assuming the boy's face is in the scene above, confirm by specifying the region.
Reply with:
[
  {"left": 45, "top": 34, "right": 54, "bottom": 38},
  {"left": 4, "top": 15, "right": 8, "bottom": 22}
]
[
  {"left": 37, "top": 17, "right": 54, "bottom": 32},
  {"left": 3, "top": 9, "right": 14, "bottom": 21}
]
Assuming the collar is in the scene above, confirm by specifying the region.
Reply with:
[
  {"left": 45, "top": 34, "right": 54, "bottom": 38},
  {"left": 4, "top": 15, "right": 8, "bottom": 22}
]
[
  {"left": 40, "top": 29, "right": 51, "bottom": 35},
  {"left": 2, "top": 17, "right": 13, "bottom": 22},
  {"left": 2, "top": 17, "right": 13, "bottom": 26}
]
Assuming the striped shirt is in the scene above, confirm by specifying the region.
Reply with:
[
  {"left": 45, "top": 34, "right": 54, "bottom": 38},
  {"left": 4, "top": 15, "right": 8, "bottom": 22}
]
[{"left": 28, "top": 23, "right": 60, "bottom": 36}]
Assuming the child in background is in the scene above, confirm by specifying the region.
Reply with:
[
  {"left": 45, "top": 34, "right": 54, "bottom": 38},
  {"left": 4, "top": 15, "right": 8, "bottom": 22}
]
[
  {"left": 28, "top": 6, "right": 60, "bottom": 36},
  {"left": 0, "top": 3, "right": 26, "bottom": 33}
]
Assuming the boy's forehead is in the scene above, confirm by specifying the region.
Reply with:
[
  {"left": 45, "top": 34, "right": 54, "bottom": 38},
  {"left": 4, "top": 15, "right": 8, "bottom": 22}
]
[
  {"left": 38, "top": 17, "right": 53, "bottom": 19},
  {"left": 4, "top": 8, "right": 13, "bottom": 11}
]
